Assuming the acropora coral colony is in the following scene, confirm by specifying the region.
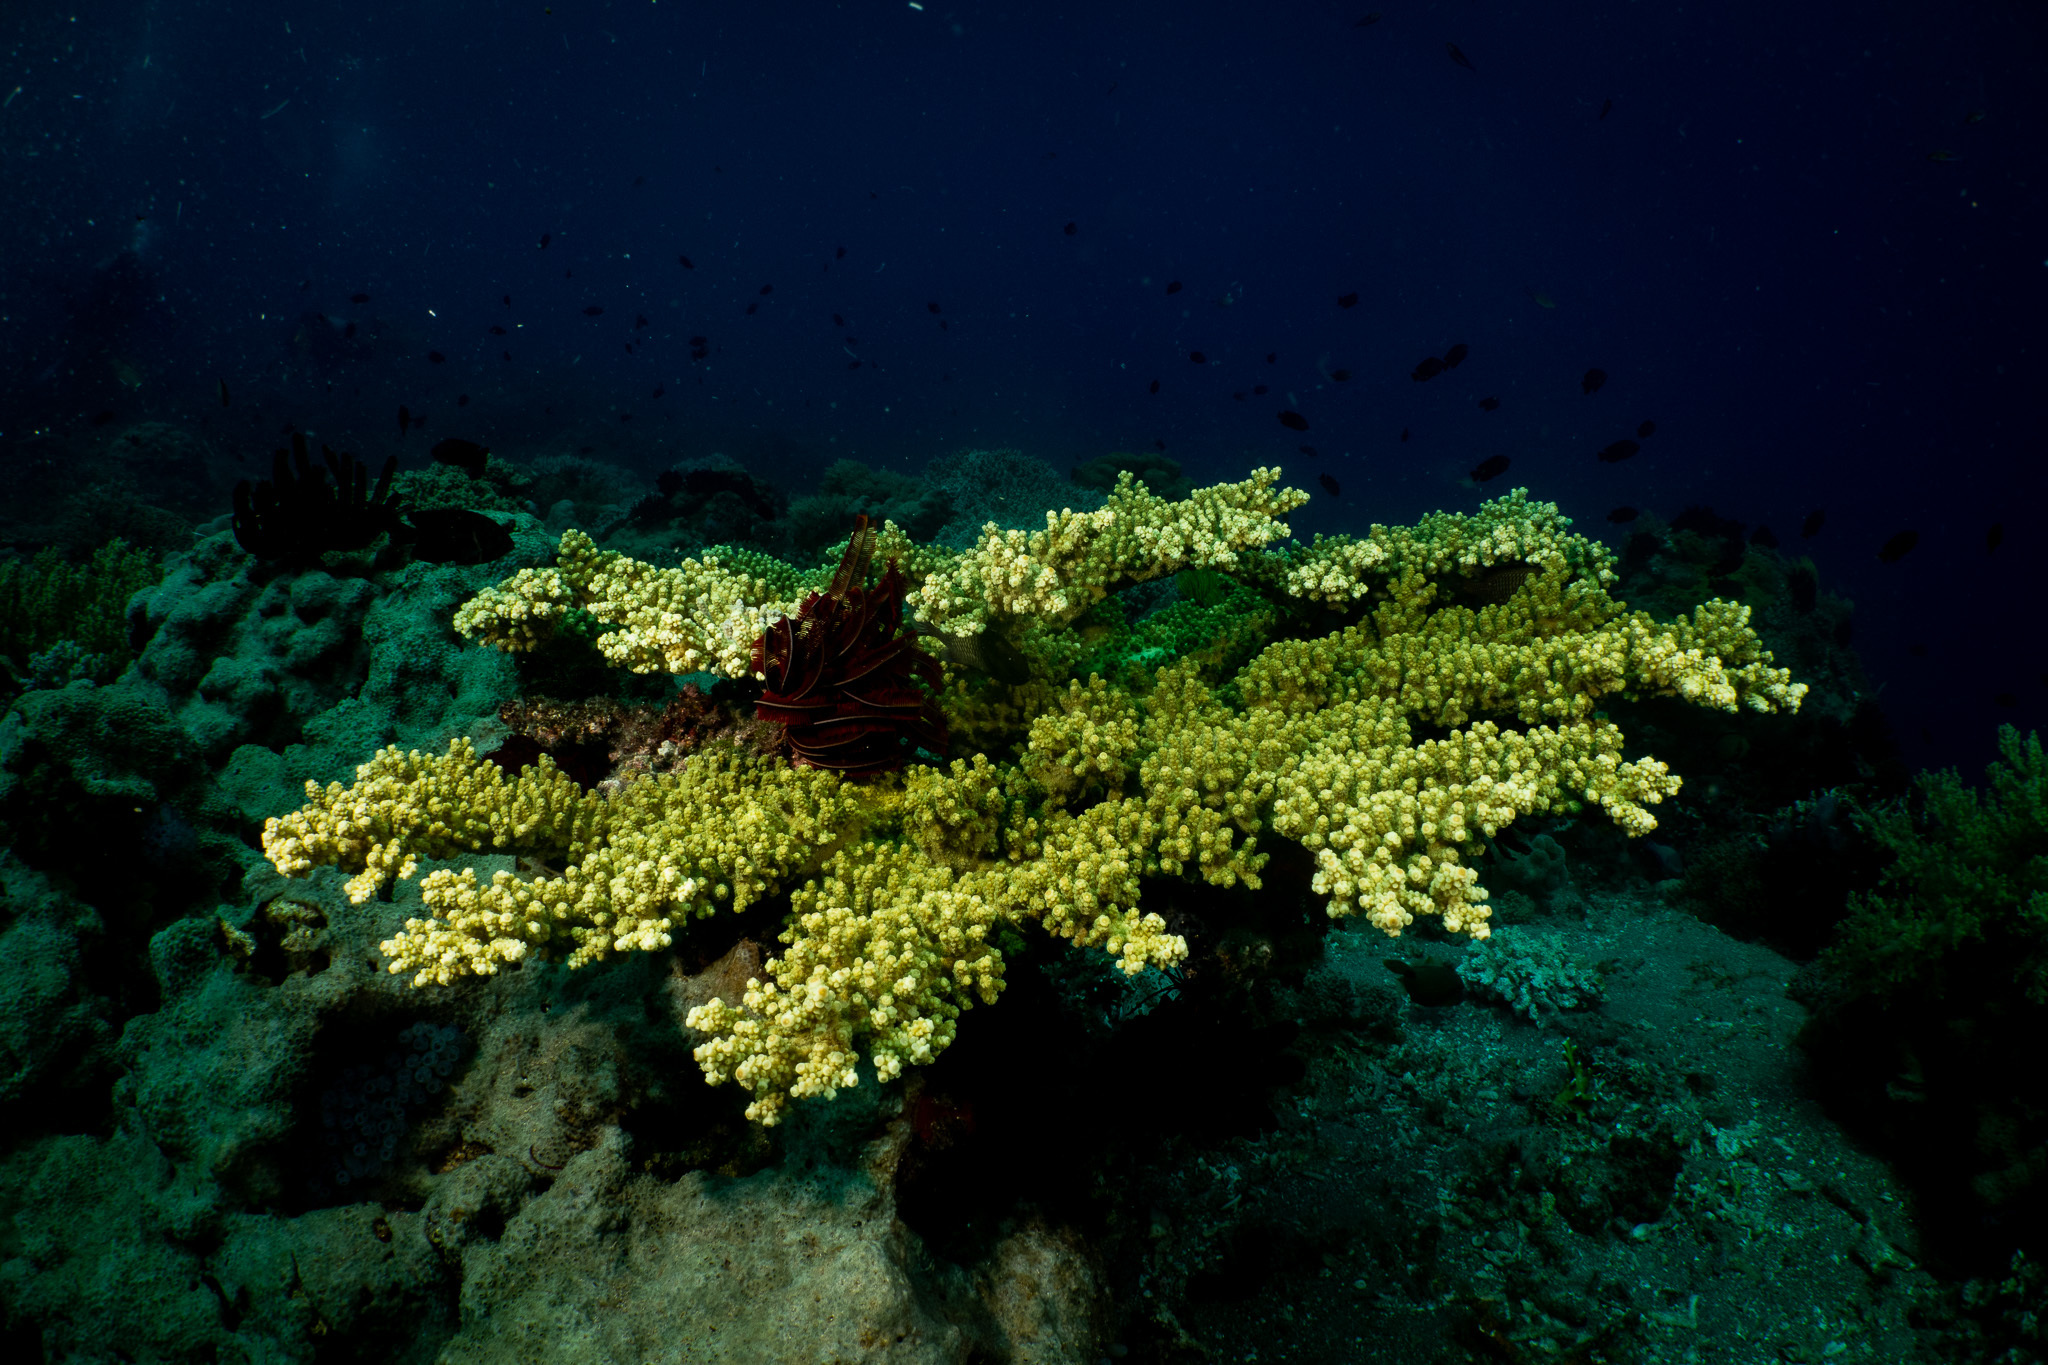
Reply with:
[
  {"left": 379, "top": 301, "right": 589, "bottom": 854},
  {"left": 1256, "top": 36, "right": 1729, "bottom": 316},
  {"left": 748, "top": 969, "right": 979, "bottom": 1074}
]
[{"left": 261, "top": 469, "right": 1807, "bottom": 1123}]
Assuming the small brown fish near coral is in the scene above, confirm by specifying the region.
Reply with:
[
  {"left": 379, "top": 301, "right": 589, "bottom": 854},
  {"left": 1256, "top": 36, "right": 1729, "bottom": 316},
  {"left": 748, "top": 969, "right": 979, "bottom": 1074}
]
[
  {"left": 1877, "top": 530, "right": 1919, "bottom": 563},
  {"left": 1581, "top": 367, "right": 1607, "bottom": 395},
  {"left": 1596, "top": 439, "right": 1639, "bottom": 463},
  {"left": 1319, "top": 473, "right": 1341, "bottom": 497},
  {"left": 431, "top": 438, "right": 490, "bottom": 476},
  {"left": 912, "top": 623, "right": 1032, "bottom": 687},
  {"left": 1446, "top": 42, "right": 1476, "bottom": 71},
  {"left": 1607, "top": 506, "right": 1639, "bottom": 523},
  {"left": 1479, "top": 396, "right": 1500, "bottom": 411},
  {"left": 1468, "top": 455, "right": 1511, "bottom": 484}
]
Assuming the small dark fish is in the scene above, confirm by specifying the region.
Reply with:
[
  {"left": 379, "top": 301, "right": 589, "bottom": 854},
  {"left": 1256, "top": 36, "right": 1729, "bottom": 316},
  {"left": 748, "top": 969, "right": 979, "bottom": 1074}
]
[
  {"left": 1442, "top": 343, "right": 1469, "bottom": 368},
  {"left": 350, "top": 292, "right": 371, "bottom": 304},
  {"left": 635, "top": 314, "right": 649, "bottom": 329},
  {"left": 1599, "top": 98, "right": 1613, "bottom": 120},
  {"left": 1252, "top": 384, "right": 1268, "bottom": 395},
  {"left": 1190, "top": 351, "right": 1207, "bottom": 364},
  {"left": 939, "top": 320, "right": 949, "bottom": 331},
  {"left": 1233, "top": 392, "right": 1246, "bottom": 401},
  {"left": 539, "top": 232, "right": 551, "bottom": 249},
  {"left": 1800, "top": 509, "right": 1825, "bottom": 538},
  {"left": 836, "top": 246, "right": 847, "bottom": 260},
  {"left": 1877, "top": 530, "right": 1919, "bottom": 563},
  {"left": 490, "top": 325, "right": 508, "bottom": 336},
  {"left": 1400, "top": 428, "right": 1411, "bottom": 442},
  {"left": 690, "top": 335, "right": 708, "bottom": 347},
  {"left": 583, "top": 305, "right": 604, "bottom": 317},
  {"left": 1596, "top": 439, "right": 1640, "bottom": 463},
  {"left": 1469, "top": 455, "right": 1511, "bottom": 483},
  {"left": 848, "top": 360, "right": 863, "bottom": 370},
  {"left": 760, "top": 284, "right": 773, "bottom": 296},
  {"left": 633, "top": 175, "right": 645, "bottom": 187},
  {"left": 652, "top": 384, "right": 665, "bottom": 399},
  {"left": 344, "top": 322, "right": 357, "bottom": 339},
  {"left": 1337, "top": 291, "right": 1359, "bottom": 308},
  {"left": 1149, "top": 379, "right": 1160, "bottom": 394},
  {"left": 678, "top": 254, "right": 695, "bottom": 268},
  {"left": 1319, "top": 473, "right": 1341, "bottom": 497},
  {"left": 217, "top": 379, "right": 231, "bottom": 408},
  {"left": 397, "top": 404, "right": 413, "bottom": 434},
  {"left": 691, "top": 347, "right": 709, "bottom": 360},
  {"left": 1479, "top": 397, "right": 1500, "bottom": 411},
  {"left": 845, "top": 336, "right": 860, "bottom": 347},
  {"left": 1166, "top": 281, "right": 1183, "bottom": 294},
  {"left": 620, "top": 413, "right": 632, "bottom": 423},
  {"left": 833, "top": 314, "right": 846, "bottom": 327},
  {"left": 1355, "top": 13, "right": 1382, "bottom": 27},
  {"left": 1637, "top": 419, "right": 1656, "bottom": 438},
  {"left": 1265, "top": 352, "right": 1277, "bottom": 364},
  {"left": 431, "top": 438, "right": 490, "bottom": 476},
  {"left": 502, "top": 350, "right": 512, "bottom": 361},
  {"left": 1607, "top": 506, "right": 1639, "bottom": 524},
  {"left": 1750, "top": 525, "right": 1779, "bottom": 548},
  {"left": 745, "top": 303, "right": 758, "bottom": 315},
  {"left": 1581, "top": 367, "right": 1607, "bottom": 395},
  {"left": 457, "top": 394, "right": 470, "bottom": 407},
  {"left": 1154, "top": 438, "right": 1167, "bottom": 451},
  {"left": 1330, "top": 369, "right": 1351, "bottom": 382},
  {"left": 1447, "top": 42, "right": 1476, "bottom": 71},
  {"left": 1299, "top": 445, "right": 1318, "bottom": 457},
  {"left": 404, "top": 508, "right": 513, "bottom": 566},
  {"left": 502, "top": 294, "right": 512, "bottom": 306},
  {"left": 624, "top": 342, "right": 635, "bottom": 354},
  {"left": 1063, "top": 221, "right": 1077, "bottom": 235},
  {"left": 428, "top": 351, "right": 446, "bottom": 364},
  {"left": 1995, "top": 692, "right": 2020, "bottom": 708},
  {"left": 927, "top": 301, "right": 941, "bottom": 314},
  {"left": 1412, "top": 356, "right": 1446, "bottom": 382},
  {"left": 91, "top": 409, "right": 115, "bottom": 426},
  {"left": 1278, "top": 410, "right": 1310, "bottom": 432},
  {"left": 1987, "top": 523, "right": 2004, "bottom": 552}
]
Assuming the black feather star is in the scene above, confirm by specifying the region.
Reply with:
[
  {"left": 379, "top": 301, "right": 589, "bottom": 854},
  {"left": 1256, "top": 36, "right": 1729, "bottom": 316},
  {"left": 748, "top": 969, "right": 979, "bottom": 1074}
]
[{"left": 232, "top": 433, "right": 402, "bottom": 562}]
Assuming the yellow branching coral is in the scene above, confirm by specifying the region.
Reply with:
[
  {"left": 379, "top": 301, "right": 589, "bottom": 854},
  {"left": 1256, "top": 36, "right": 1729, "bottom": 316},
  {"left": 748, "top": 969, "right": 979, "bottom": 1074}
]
[
  {"left": 268, "top": 740, "right": 858, "bottom": 987},
  {"left": 263, "top": 476, "right": 1809, "bottom": 1123},
  {"left": 453, "top": 529, "right": 800, "bottom": 678},
  {"left": 688, "top": 841, "right": 1006, "bottom": 1123},
  {"left": 1023, "top": 675, "right": 1143, "bottom": 808},
  {"left": 909, "top": 468, "right": 1308, "bottom": 633}
]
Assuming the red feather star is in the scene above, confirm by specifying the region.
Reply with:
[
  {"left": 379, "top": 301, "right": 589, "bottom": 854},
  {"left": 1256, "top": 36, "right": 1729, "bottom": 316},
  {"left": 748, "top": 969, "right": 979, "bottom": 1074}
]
[{"left": 751, "top": 516, "right": 947, "bottom": 775}]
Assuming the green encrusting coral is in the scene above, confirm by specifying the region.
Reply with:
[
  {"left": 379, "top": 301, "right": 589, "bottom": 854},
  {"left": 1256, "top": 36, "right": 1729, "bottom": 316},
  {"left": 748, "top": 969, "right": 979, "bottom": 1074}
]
[{"left": 262, "top": 474, "right": 1808, "bottom": 1124}]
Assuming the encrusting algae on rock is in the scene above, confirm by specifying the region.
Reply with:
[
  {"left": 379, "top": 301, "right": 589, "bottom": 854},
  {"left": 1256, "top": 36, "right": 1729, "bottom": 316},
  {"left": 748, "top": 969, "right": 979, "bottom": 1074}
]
[{"left": 261, "top": 472, "right": 1807, "bottom": 1123}]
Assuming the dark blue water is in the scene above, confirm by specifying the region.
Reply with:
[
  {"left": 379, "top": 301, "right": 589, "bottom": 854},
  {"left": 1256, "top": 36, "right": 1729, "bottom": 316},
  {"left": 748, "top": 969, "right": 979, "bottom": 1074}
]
[{"left": 6, "top": 0, "right": 2043, "bottom": 772}]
